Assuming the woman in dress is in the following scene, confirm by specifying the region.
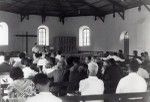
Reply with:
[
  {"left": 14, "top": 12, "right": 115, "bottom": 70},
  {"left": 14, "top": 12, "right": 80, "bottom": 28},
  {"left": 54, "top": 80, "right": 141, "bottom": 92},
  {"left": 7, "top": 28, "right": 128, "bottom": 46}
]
[{"left": 7, "top": 67, "right": 36, "bottom": 99}]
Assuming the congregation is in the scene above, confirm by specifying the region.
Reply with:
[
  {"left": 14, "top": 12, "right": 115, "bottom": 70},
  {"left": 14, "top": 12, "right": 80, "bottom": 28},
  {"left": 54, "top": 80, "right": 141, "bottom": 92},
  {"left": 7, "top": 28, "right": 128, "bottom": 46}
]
[{"left": 0, "top": 46, "right": 149, "bottom": 102}]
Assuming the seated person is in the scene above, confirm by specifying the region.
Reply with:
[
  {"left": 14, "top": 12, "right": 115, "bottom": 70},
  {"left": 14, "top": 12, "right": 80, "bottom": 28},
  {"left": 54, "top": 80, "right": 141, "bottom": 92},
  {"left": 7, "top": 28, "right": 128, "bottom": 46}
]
[
  {"left": 26, "top": 73, "right": 62, "bottom": 102},
  {"left": 13, "top": 52, "right": 26, "bottom": 68},
  {"left": 85, "top": 56, "right": 99, "bottom": 73},
  {"left": 7, "top": 67, "right": 36, "bottom": 99},
  {"left": 43, "top": 57, "right": 57, "bottom": 75},
  {"left": 103, "top": 59, "right": 123, "bottom": 94},
  {"left": 68, "top": 57, "right": 81, "bottom": 92},
  {"left": 55, "top": 50, "right": 62, "bottom": 62},
  {"left": 0, "top": 55, "right": 12, "bottom": 74},
  {"left": 48, "top": 59, "right": 66, "bottom": 96},
  {"left": 79, "top": 61, "right": 104, "bottom": 98},
  {"left": 116, "top": 59, "right": 147, "bottom": 93},
  {"left": 22, "top": 58, "right": 37, "bottom": 79}
]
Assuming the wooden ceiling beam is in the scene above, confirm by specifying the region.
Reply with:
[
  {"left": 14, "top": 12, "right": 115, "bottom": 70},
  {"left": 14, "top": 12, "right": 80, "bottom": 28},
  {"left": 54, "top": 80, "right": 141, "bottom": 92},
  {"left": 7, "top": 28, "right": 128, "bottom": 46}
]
[
  {"left": 107, "top": 0, "right": 126, "bottom": 11},
  {"left": 79, "top": 0, "right": 106, "bottom": 15}
]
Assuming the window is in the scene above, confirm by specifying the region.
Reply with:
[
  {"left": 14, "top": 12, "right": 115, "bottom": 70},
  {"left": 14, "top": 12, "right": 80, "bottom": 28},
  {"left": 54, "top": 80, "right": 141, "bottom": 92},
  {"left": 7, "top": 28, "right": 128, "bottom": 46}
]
[
  {"left": 79, "top": 26, "right": 90, "bottom": 47},
  {"left": 0, "top": 22, "right": 8, "bottom": 45},
  {"left": 38, "top": 25, "right": 49, "bottom": 46}
]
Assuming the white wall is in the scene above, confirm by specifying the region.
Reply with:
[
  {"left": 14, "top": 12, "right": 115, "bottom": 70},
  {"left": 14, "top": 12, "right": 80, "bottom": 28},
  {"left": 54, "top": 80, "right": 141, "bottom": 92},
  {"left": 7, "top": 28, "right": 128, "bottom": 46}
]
[
  {"left": 63, "top": 6, "right": 150, "bottom": 54},
  {"left": 1, "top": 5, "right": 150, "bottom": 55},
  {"left": 0, "top": 11, "right": 64, "bottom": 55},
  {"left": 17, "top": 15, "right": 64, "bottom": 54},
  {"left": 0, "top": 11, "right": 20, "bottom": 52}
]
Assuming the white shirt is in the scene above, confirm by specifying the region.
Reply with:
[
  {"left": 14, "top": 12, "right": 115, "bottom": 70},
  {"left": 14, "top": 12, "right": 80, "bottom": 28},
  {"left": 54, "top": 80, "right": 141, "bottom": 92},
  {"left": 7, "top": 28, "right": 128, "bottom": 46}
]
[
  {"left": 43, "top": 65, "right": 58, "bottom": 75},
  {"left": 116, "top": 73, "right": 147, "bottom": 93},
  {"left": 37, "top": 58, "right": 48, "bottom": 70},
  {"left": 13, "top": 58, "right": 25, "bottom": 68},
  {"left": 55, "top": 55, "right": 61, "bottom": 61},
  {"left": 26, "top": 92, "right": 62, "bottom": 102},
  {"left": 137, "top": 68, "right": 149, "bottom": 79},
  {"left": 102, "top": 55, "right": 125, "bottom": 62},
  {"left": 32, "top": 46, "right": 39, "bottom": 53},
  {"left": 23, "top": 67, "right": 37, "bottom": 78},
  {"left": 79, "top": 76, "right": 104, "bottom": 102}
]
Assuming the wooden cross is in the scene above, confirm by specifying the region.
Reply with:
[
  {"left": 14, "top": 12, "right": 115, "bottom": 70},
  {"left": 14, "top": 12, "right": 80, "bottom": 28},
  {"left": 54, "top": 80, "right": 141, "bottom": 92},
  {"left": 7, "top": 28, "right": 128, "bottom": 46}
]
[{"left": 15, "top": 32, "right": 37, "bottom": 53}]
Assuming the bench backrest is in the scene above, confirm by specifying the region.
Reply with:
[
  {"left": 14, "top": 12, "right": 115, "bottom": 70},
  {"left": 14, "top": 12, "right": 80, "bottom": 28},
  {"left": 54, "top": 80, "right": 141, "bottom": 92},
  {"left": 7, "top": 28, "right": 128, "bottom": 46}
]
[{"left": 61, "top": 92, "right": 150, "bottom": 102}]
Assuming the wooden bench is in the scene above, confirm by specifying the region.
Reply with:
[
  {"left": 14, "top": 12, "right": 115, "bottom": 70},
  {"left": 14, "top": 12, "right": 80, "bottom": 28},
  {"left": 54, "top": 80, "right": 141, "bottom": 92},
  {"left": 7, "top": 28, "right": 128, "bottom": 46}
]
[{"left": 61, "top": 92, "right": 150, "bottom": 102}]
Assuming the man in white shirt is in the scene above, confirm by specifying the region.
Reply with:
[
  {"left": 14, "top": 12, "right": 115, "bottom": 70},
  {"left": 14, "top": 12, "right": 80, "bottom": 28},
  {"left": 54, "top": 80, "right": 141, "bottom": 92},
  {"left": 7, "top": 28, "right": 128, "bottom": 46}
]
[
  {"left": 116, "top": 59, "right": 147, "bottom": 93},
  {"left": 79, "top": 62, "right": 104, "bottom": 102},
  {"left": 85, "top": 56, "right": 99, "bottom": 74},
  {"left": 26, "top": 73, "right": 62, "bottom": 102}
]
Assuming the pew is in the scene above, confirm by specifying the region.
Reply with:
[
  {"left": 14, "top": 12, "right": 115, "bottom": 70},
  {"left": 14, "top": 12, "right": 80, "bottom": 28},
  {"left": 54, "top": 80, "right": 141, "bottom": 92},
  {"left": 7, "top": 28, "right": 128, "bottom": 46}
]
[{"left": 61, "top": 92, "right": 150, "bottom": 102}]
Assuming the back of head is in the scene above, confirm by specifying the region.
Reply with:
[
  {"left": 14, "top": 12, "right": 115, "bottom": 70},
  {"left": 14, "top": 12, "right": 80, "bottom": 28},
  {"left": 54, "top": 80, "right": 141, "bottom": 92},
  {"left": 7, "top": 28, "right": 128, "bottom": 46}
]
[
  {"left": 133, "top": 50, "right": 138, "bottom": 56},
  {"left": 4, "top": 54, "right": 10, "bottom": 62},
  {"left": 108, "top": 58, "right": 116, "bottom": 65},
  {"left": 88, "top": 62, "right": 98, "bottom": 76},
  {"left": 33, "top": 73, "right": 50, "bottom": 85},
  {"left": 129, "top": 59, "right": 139, "bottom": 72},
  {"left": 57, "top": 50, "right": 62, "bottom": 55},
  {"left": 119, "top": 50, "right": 123, "bottom": 54},
  {"left": 23, "top": 58, "right": 32, "bottom": 67},
  {"left": 35, "top": 53, "right": 42, "bottom": 58},
  {"left": 19, "top": 52, "right": 26, "bottom": 59},
  {"left": 10, "top": 67, "right": 24, "bottom": 80},
  {"left": 73, "top": 56, "right": 80, "bottom": 64}
]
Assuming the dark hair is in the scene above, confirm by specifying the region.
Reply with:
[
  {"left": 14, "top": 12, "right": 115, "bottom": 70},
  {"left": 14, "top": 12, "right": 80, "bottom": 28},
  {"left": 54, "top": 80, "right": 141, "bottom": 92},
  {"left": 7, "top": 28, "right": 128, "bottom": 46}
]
[
  {"left": 33, "top": 73, "right": 50, "bottom": 85},
  {"left": 73, "top": 57, "right": 80, "bottom": 64},
  {"left": 34, "top": 42, "right": 37, "bottom": 45},
  {"left": 119, "top": 50, "right": 123, "bottom": 53},
  {"left": 87, "top": 56, "right": 91, "bottom": 61},
  {"left": 4, "top": 55, "right": 10, "bottom": 61},
  {"left": 19, "top": 52, "right": 26, "bottom": 59},
  {"left": 35, "top": 53, "right": 42, "bottom": 58},
  {"left": 10, "top": 67, "right": 24, "bottom": 80},
  {"left": 79, "top": 63, "right": 88, "bottom": 70},
  {"left": 57, "top": 50, "right": 62, "bottom": 55},
  {"left": 133, "top": 50, "right": 138, "bottom": 55},
  {"left": 129, "top": 59, "right": 139, "bottom": 72},
  {"left": 22, "top": 58, "right": 32, "bottom": 67},
  {"left": 108, "top": 58, "right": 116, "bottom": 65}
]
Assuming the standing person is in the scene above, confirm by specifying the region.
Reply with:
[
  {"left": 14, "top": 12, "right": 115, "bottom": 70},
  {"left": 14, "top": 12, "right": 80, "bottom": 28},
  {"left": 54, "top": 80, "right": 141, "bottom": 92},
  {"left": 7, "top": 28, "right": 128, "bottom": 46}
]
[
  {"left": 32, "top": 43, "right": 39, "bottom": 54},
  {"left": 32, "top": 43, "right": 40, "bottom": 61},
  {"left": 26, "top": 73, "right": 62, "bottom": 102},
  {"left": 116, "top": 59, "right": 147, "bottom": 93}
]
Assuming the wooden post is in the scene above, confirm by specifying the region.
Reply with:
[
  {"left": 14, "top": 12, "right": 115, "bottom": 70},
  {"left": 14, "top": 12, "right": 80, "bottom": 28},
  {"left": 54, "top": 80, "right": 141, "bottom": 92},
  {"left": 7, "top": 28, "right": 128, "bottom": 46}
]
[
  {"left": 124, "top": 33, "right": 129, "bottom": 59},
  {"left": 25, "top": 32, "right": 28, "bottom": 53}
]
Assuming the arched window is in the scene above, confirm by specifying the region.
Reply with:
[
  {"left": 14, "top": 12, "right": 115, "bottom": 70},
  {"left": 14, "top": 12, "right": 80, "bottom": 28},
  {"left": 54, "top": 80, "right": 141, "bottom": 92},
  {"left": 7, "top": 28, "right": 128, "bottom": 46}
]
[
  {"left": 38, "top": 25, "right": 49, "bottom": 46},
  {"left": 79, "top": 26, "right": 90, "bottom": 47},
  {"left": 0, "top": 22, "right": 8, "bottom": 45}
]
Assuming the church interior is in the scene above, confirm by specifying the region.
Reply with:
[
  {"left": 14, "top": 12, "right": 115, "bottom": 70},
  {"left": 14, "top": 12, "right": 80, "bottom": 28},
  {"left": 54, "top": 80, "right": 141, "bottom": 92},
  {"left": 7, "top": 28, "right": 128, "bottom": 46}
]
[{"left": 0, "top": 0, "right": 150, "bottom": 102}]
